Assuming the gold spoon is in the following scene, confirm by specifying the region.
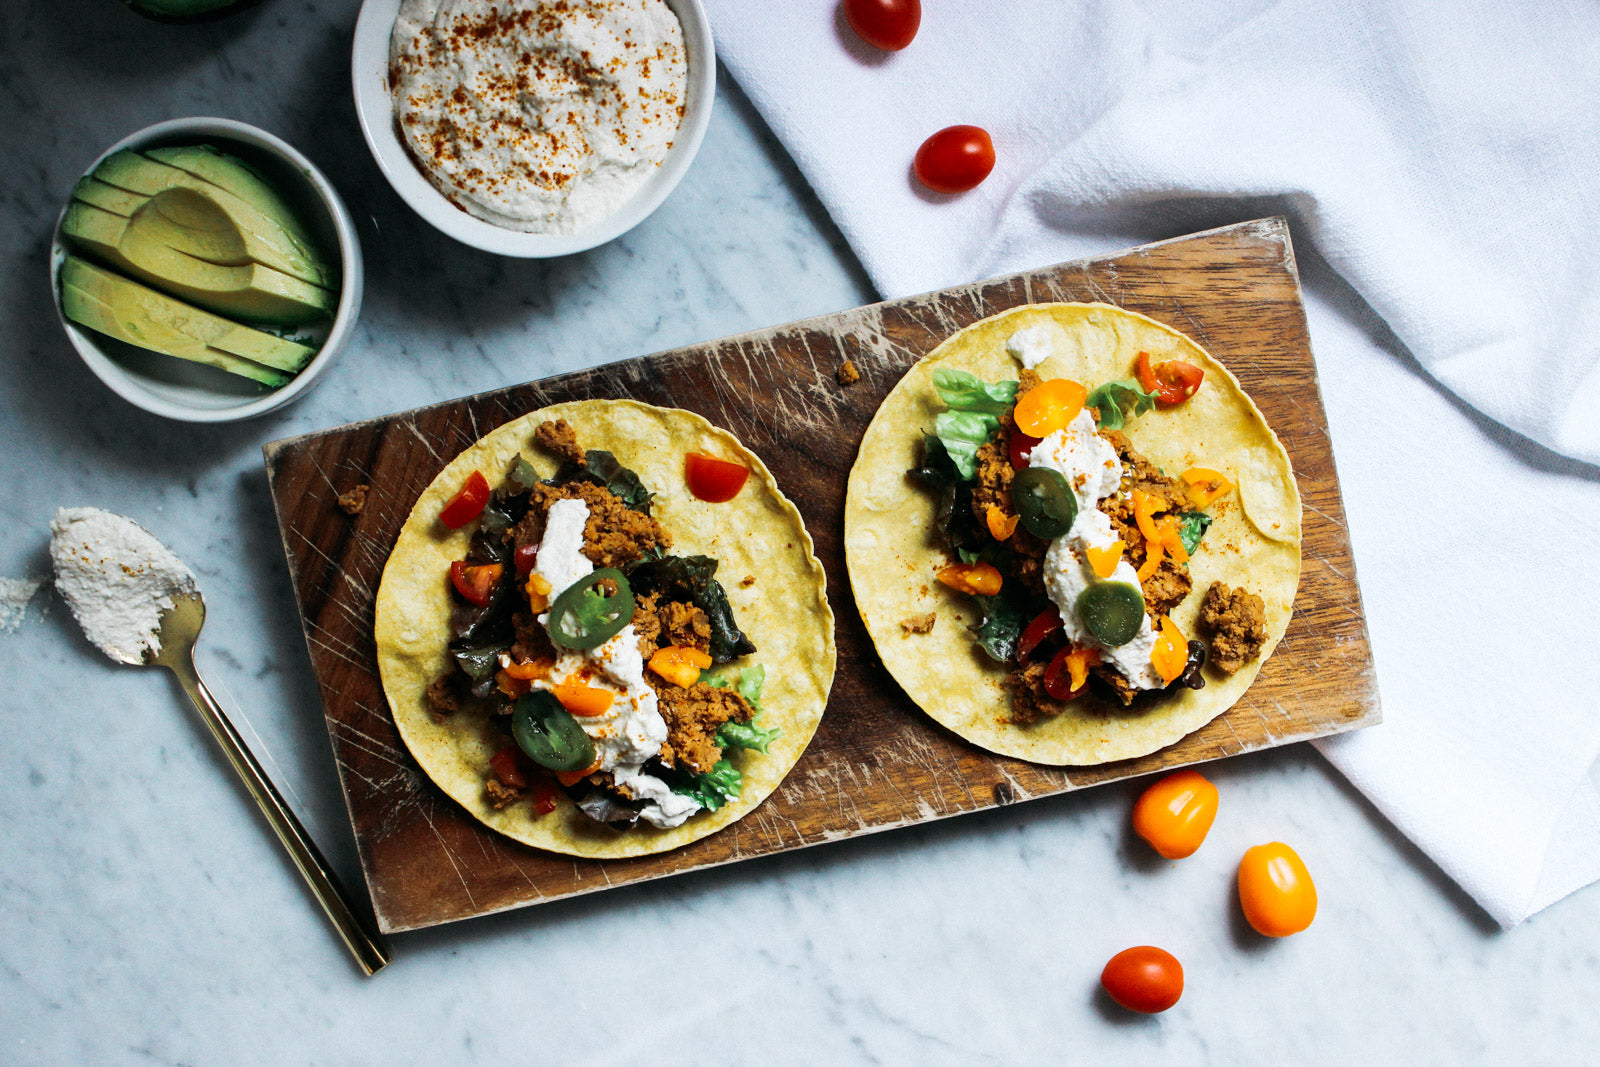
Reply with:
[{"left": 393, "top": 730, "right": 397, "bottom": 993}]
[{"left": 145, "top": 591, "right": 392, "bottom": 975}]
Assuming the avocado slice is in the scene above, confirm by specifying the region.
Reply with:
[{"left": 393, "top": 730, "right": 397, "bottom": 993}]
[
  {"left": 89, "top": 149, "right": 332, "bottom": 289},
  {"left": 62, "top": 197, "right": 336, "bottom": 326},
  {"left": 123, "top": 0, "right": 263, "bottom": 24},
  {"left": 59, "top": 256, "right": 315, "bottom": 388}
]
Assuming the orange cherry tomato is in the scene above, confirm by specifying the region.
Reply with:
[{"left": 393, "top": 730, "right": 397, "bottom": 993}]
[
  {"left": 1131, "top": 769, "right": 1219, "bottom": 859},
  {"left": 914, "top": 125, "right": 995, "bottom": 194},
  {"left": 1238, "top": 842, "right": 1318, "bottom": 937},
  {"left": 685, "top": 452, "right": 750, "bottom": 502},
  {"left": 1136, "top": 350, "right": 1204, "bottom": 405},
  {"left": 438, "top": 470, "right": 491, "bottom": 529},
  {"left": 844, "top": 0, "right": 920, "bottom": 51},
  {"left": 551, "top": 682, "right": 614, "bottom": 717},
  {"left": 1100, "top": 946, "right": 1183, "bottom": 1014},
  {"left": 1012, "top": 378, "right": 1088, "bottom": 438}
]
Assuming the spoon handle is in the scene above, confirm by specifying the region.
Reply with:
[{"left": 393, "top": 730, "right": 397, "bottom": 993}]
[{"left": 168, "top": 653, "right": 392, "bottom": 975}]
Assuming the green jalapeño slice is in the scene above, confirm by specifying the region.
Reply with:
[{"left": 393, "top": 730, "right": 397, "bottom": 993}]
[
  {"left": 547, "top": 568, "right": 635, "bottom": 651},
  {"left": 1076, "top": 581, "right": 1145, "bottom": 647},
  {"left": 512, "top": 691, "right": 598, "bottom": 773},
  {"left": 1011, "top": 467, "right": 1078, "bottom": 541}
]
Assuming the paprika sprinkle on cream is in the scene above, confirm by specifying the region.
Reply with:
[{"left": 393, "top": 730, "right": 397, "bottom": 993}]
[{"left": 390, "top": 0, "right": 687, "bottom": 233}]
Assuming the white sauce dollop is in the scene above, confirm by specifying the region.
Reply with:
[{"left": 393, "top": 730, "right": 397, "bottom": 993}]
[
  {"left": 1006, "top": 326, "right": 1056, "bottom": 370},
  {"left": 1028, "top": 412, "right": 1164, "bottom": 691},
  {"left": 49, "top": 507, "right": 197, "bottom": 664},
  {"left": 531, "top": 497, "right": 700, "bottom": 828}
]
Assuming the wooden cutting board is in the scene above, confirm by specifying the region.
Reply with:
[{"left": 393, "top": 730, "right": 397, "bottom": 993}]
[{"left": 264, "top": 217, "right": 1379, "bottom": 934}]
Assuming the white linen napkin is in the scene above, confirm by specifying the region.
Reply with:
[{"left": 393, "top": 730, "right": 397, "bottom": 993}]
[{"left": 705, "top": 0, "right": 1600, "bottom": 927}]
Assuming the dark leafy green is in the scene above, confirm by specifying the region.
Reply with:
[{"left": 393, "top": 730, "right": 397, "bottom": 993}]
[
  {"left": 625, "top": 554, "right": 756, "bottom": 663},
  {"left": 666, "top": 759, "right": 743, "bottom": 811},
  {"left": 1177, "top": 510, "right": 1212, "bottom": 555},
  {"left": 973, "top": 587, "right": 1031, "bottom": 663},
  {"left": 552, "top": 450, "right": 654, "bottom": 514},
  {"left": 1086, "top": 378, "right": 1158, "bottom": 431},
  {"left": 511, "top": 691, "right": 596, "bottom": 772},
  {"left": 908, "top": 434, "right": 985, "bottom": 557}
]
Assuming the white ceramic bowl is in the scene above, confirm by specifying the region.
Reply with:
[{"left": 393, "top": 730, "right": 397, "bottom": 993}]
[
  {"left": 49, "top": 117, "right": 364, "bottom": 423},
  {"left": 351, "top": 0, "right": 715, "bottom": 257}
]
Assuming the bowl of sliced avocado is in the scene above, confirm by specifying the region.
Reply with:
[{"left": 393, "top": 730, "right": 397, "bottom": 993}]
[{"left": 50, "top": 117, "right": 363, "bottom": 422}]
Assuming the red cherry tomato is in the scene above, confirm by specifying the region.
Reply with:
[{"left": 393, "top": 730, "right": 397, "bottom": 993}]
[
  {"left": 844, "top": 0, "right": 920, "bottom": 51},
  {"left": 685, "top": 452, "right": 750, "bottom": 502},
  {"left": 489, "top": 747, "right": 528, "bottom": 790},
  {"left": 1132, "top": 769, "right": 1219, "bottom": 859},
  {"left": 914, "top": 125, "right": 995, "bottom": 194},
  {"left": 1238, "top": 842, "right": 1318, "bottom": 937},
  {"left": 1017, "top": 607, "right": 1062, "bottom": 661},
  {"left": 1101, "top": 946, "right": 1183, "bottom": 1014},
  {"left": 1008, "top": 429, "right": 1041, "bottom": 470},
  {"left": 449, "top": 560, "right": 503, "bottom": 607},
  {"left": 1135, "top": 350, "right": 1204, "bottom": 405},
  {"left": 513, "top": 542, "right": 539, "bottom": 577},
  {"left": 438, "top": 470, "right": 491, "bottom": 529}
]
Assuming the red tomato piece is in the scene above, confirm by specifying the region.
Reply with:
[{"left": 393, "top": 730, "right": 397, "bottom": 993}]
[
  {"left": 685, "top": 452, "right": 750, "bottom": 502},
  {"left": 488, "top": 747, "right": 528, "bottom": 790},
  {"left": 529, "top": 774, "right": 561, "bottom": 816},
  {"left": 1136, "top": 350, "right": 1204, "bottom": 405},
  {"left": 1132, "top": 769, "right": 1219, "bottom": 859},
  {"left": 1008, "top": 429, "right": 1041, "bottom": 471},
  {"left": 449, "top": 561, "right": 503, "bottom": 607},
  {"left": 844, "top": 0, "right": 920, "bottom": 51},
  {"left": 1101, "top": 946, "right": 1184, "bottom": 1014},
  {"left": 1018, "top": 608, "right": 1063, "bottom": 661},
  {"left": 914, "top": 125, "right": 995, "bottom": 195},
  {"left": 438, "top": 470, "right": 491, "bottom": 529},
  {"left": 513, "top": 542, "right": 539, "bottom": 577}
]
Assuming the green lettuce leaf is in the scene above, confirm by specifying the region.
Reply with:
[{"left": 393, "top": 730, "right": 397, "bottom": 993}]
[
  {"left": 1086, "top": 378, "right": 1158, "bottom": 431},
  {"left": 1178, "top": 510, "right": 1212, "bottom": 555},
  {"left": 705, "top": 665, "right": 779, "bottom": 753},
  {"left": 929, "top": 370, "right": 1018, "bottom": 480}
]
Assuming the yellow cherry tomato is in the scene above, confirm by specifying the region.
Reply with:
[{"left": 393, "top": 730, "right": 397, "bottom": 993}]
[
  {"left": 1131, "top": 769, "right": 1218, "bottom": 859},
  {"left": 1238, "top": 842, "right": 1317, "bottom": 937},
  {"left": 1012, "top": 378, "right": 1088, "bottom": 438}
]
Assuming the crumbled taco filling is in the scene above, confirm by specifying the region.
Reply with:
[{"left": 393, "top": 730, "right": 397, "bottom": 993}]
[
  {"left": 911, "top": 346, "right": 1259, "bottom": 723},
  {"left": 425, "top": 419, "right": 778, "bottom": 830}
]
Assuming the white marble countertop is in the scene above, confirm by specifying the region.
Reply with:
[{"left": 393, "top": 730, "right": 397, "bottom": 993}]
[{"left": 2, "top": 2, "right": 1596, "bottom": 1062}]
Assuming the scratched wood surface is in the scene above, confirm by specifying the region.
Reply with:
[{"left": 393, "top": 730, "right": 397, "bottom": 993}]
[{"left": 264, "top": 218, "right": 1379, "bottom": 933}]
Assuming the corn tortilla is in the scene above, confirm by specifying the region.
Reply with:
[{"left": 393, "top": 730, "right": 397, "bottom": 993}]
[
  {"left": 376, "top": 400, "right": 835, "bottom": 856},
  {"left": 844, "top": 304, "right": 1300, "bottom": 765}
]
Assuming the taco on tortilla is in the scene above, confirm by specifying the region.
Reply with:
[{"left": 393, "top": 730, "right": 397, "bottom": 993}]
[
  {"left": 844, "top": 303, "right": 1300, "bottom": 766},
  {"left": 375, "top": 400, "right": 834, "bottom": 858}
]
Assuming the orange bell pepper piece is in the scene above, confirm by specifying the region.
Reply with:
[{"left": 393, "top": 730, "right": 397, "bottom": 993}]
[
  {"left": 937, "top": 562, "right": 1003, "bottom": 597},
  {"left": 1013, "top": 378, "right": 1089, "bottom": 438},
  {"left": 555, "top": 759, "right": 603, "bottom": 787},
  {"left": 986, "top": 505, "right": 1019, "bottom": 542},
  {"left": 1155, "top": 515, "right": 1190, "bottom": 564},
  {"left": 1181, "top": 468, "right": 1234, "bottom": 508},
  {"left": 648, "top": 645, "right": 713, "bottom": 689},
  {"left": 525, "top": 572, "right": 553, "bottom": 612},
  {"left": 1151, "top": 616, "right": 1188, "bottom": 684},
  {"left": 1066, "top": 646, "right": 1101, "bottom": 691},
  {"left": 495, "top": 656, "right": 554, "bottom": 698},
  {"left": 551, "top": 682, "right": 614, "bottom": 717},
  {"left": 1132, "top": 489, "right": 1163, "bottom": 543},
  {"left": 1137, "top": 537, "right": 1165, "bottom": 581},
  {"left": 1085, "top": 540, "right": 1125, "bottom": 579}
]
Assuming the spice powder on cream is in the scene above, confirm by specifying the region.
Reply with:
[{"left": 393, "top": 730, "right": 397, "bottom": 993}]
[{"left": 389, "top": 0, "right": 688, "bottom": 234}]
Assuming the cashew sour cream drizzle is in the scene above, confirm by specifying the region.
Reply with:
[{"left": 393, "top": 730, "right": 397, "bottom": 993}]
[
  {"left": 525, "top": 497, "right": 699, "bottom": 828},
  {"left": 1011, "top": 335, "right": 1164, "bottom": 691}
]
